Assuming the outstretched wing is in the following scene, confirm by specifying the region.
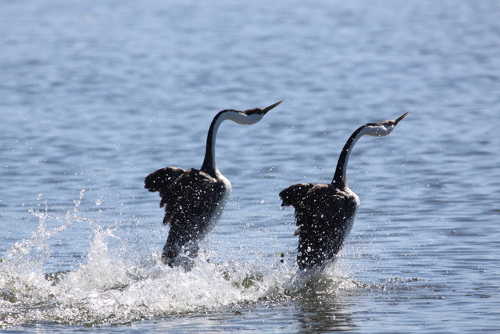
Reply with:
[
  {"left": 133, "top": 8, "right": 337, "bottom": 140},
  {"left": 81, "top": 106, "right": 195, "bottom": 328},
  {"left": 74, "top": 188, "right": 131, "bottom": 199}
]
[
  {"left": 166, "top": 169, "right": 226, "bottom": 225},
  {"left": 279, "top": 183, "right": 315, "bottom": 207},
  {"left": 144, "top": 166, "right": 186, "bottom": 208}
]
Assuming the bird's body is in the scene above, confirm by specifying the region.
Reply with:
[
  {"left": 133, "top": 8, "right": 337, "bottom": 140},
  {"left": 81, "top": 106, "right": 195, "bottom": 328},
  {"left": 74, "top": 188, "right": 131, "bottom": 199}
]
[
  {"left": 280, "top": 183, "right": 359, "bottom": 270},
  {"left": 145, "top": 167, "right": 228, "bottom": 266},
  {"left": 280, "top": 113, "right": 408, "bottom": 271},
  {"left": 145, "top": 102, "right": 280, "bottom": 267}
]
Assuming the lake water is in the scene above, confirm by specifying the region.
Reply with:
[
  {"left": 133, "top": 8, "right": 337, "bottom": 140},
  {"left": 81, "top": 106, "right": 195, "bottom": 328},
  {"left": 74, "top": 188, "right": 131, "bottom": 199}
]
[{"left": 1, "top": 0, "right": 500, "bottom": 333}]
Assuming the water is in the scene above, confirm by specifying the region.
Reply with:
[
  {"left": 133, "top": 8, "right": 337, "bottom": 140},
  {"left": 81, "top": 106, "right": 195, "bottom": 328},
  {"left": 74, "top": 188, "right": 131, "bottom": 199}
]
[{"left": 1, "top": 0, "right": 500, "bottom": 332}]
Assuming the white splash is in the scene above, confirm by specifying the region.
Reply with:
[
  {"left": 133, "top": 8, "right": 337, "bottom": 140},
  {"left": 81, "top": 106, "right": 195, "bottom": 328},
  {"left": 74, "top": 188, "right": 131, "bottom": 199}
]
[{"left": 0, "top": 191, "right": 361, "bottom": 328}]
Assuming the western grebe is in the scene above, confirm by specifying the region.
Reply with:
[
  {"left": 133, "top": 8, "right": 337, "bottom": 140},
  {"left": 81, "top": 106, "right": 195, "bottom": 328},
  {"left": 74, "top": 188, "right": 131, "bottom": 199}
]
[
  {"left": 280, "top": 113, "right": 408, "bottom": 271},
  {"left": 145, "top": 101, "right": 281, "bottom": 267}
]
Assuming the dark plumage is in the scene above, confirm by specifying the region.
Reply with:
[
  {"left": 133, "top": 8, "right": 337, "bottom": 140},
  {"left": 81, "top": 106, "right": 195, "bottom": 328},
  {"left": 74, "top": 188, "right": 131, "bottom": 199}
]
[
  {"left": 280, "top": 113, "right": 408, "bottom": 271},
  {"left": 280, "top": 184, "right": 358, "bottom": 270},
  {"left": 145, "top": 101, "right": 281, "bottom": 267},
  {"left": 145, "top": 167, "right": 226, "bottom": 266}
]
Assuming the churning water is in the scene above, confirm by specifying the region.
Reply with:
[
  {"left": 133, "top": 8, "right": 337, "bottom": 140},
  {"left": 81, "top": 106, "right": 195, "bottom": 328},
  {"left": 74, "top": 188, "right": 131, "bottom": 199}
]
[{"left": 1, "top": 0, "right": 500, "bottom": 333}]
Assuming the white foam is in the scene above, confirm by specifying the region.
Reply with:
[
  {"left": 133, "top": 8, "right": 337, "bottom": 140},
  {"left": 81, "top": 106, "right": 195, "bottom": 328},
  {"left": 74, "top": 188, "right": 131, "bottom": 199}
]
[{"left": 0, "top": 192, "right": 361, "bottom": 328}]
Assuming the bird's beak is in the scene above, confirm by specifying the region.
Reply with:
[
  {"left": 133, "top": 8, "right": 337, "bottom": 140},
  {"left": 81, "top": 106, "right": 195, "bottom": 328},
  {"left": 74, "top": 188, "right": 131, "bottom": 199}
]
[
  {"left": 261, "top": 100, "right": 282, "bottom": 115},
  {"left": 394, "top": 112, "right": 409, "bottom": 125}
]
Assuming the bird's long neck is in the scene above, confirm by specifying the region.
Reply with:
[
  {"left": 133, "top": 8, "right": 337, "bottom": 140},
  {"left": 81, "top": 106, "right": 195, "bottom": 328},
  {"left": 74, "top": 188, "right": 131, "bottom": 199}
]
[
  {"left": 201, "top": 111, "right": 231, "bottom": 177},
  {"left": 332, "top": 125, "right": 369, "bottom": 189}
]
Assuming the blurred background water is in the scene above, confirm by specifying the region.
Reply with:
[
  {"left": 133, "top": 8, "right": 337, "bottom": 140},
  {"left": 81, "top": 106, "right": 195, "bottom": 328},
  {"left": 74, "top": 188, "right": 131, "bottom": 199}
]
[{"left": 1, "top": 0, "right": 500, "bottom": 333}]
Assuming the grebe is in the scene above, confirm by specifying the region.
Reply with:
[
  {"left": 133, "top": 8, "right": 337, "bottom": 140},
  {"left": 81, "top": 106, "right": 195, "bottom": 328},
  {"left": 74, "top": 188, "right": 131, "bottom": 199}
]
[
  {"left": 279, "top": 113, "right": 408, "bottom": 271},
  {"left": 145, "top": 101, "right": 281, "bottom": 267}
]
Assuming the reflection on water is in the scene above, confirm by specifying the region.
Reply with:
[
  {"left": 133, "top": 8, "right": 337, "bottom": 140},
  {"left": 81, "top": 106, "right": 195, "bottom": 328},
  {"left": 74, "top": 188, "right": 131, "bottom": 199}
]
[{"left": 295, "top": 290, "right": 355, "bottom": 333}]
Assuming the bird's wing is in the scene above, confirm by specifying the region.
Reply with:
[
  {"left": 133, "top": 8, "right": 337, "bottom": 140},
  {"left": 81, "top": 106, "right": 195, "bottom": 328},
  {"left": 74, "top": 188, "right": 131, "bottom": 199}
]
[
  {"left": 165, "top": 169, "right": 226, "bottom": 225},
  {"left": 301, "top": 186, "right": 358, "bottom": 231},
  {"left": 144, "top": 166, "right": 186, "bottom": 208},
  {"left": 302, "top": 186, "right": 353, "bottom": 213},
  {"left": 279, "top": 183, "right": 315, "bottom": 207}
]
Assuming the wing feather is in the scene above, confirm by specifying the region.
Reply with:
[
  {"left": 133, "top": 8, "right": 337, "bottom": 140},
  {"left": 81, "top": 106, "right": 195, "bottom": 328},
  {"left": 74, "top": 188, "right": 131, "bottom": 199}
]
[
  {"left": 144, "top": 166, "right": 185, "bottom": 208},
  {"left": 163, "top": 169, "right": 226, "bottom": 225},
  {"left": 279, "top": 183, "right": 315, "bottom": 207}
]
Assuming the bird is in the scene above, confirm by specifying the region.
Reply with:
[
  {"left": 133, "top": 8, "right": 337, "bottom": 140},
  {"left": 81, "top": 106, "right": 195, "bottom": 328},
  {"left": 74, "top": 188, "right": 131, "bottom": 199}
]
[
  {"left": 145, "top": 101, "right": 281, "bottom": 268},
  {"left": 279, "top": 113, "right": 408, "bottom": 271}
]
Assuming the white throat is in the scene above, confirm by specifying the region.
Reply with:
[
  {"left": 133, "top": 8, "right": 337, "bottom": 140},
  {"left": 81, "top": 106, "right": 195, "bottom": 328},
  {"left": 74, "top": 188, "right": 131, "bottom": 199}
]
[
  {"left": 364, "top": 124, "right": 394, "bottom": 137},
  {"left": 226, "top": 112, "right": 262, "bottom": 125}
]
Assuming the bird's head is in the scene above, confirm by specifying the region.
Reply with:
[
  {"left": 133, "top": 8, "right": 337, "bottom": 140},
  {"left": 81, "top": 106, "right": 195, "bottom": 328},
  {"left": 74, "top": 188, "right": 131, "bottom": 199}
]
[
  {"left": 226, "top": 100, "right": 282, "bottom": 125},
  {"left": 363, "top": 112, "right": 409, "bottom": 136}
]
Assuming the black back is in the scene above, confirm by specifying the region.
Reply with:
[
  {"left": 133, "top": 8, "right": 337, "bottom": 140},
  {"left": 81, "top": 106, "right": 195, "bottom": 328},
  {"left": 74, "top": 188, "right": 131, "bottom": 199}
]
[
  {"left": 280, "top": 183, "right": 358, "bottom": 270},
  {"left": 145, "top": 167, "right": 226, "bottom": 267}
]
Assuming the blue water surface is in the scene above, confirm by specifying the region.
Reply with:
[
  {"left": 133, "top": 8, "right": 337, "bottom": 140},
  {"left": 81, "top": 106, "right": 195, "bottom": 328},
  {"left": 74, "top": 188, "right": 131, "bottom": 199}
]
[{"left": 1, "top": 0, "right": 500, "bottom": 333}]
